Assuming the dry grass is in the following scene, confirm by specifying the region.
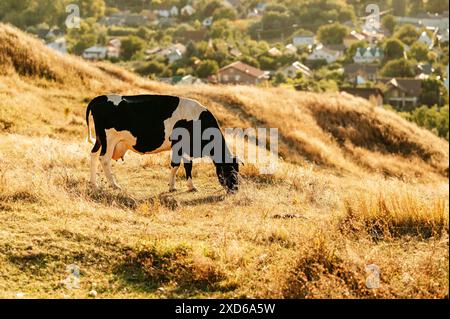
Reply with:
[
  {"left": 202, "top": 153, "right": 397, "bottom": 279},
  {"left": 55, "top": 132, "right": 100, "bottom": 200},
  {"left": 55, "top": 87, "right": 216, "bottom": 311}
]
[
  {"left": 0, "top": 24, "right": 448, "bottom": 299},
  {"left": 341, "top": 192, "right": 448, "bottom": 240}
]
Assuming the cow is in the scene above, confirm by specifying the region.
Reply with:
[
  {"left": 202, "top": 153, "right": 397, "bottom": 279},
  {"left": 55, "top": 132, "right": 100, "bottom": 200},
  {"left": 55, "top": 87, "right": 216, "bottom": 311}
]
[{"left": 86, "top": 94, "right": 240, "bottom": 193}]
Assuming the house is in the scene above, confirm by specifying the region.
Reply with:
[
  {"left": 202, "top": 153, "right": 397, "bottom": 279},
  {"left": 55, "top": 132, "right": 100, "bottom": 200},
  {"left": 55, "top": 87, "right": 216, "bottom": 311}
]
[
  {"left": 255, "top": 3, "right": 268, "bottom": 12},
  {"left": 168, "top": 50, "right": 183, "bottom": 63},
  {"left": 37, "top": 25, "right": 64, "bottom": 40},
  {"left": 145, "top": 47, "right": 161, "bottom": 57},
  {"left": 99, "top": 16, "right": 124, "bottom": 27},
  {"left": 340, "top": 87, "right": 384, "bottom": 106},
  {"left": 46, "top": 37, "right": 67, "bottom": 55},
  {"left": 109, "top": 38, "right": 121, "bottom": 49},
  {"left": 395, "top": 12, "right": 449, "bottom": 30},
  {"left": 379, "top": 78, "right": 423, "bottom": 110},
  {"left": 124, "top": 14, "right": 149, "bottom": 27},
  {"left": 106, "top": 46, "right": 120, "bottom": 59},
  {"left": 217, "top": 61, "right": 268, "bottom": 85},
  {"left": 158, "top": 44, "right": 187, "bottom": 63},
  {"left": 106, "top": 39, "right": 121, "bottom": 59},
  {"left": 415, "top": 63, "right": 433, "bottom": 80},
  {"left": 268, "top": 47, "right": 282, "bottom": 57},
  {"left": 284, "top": 44, "right": 298, "bottom": 55},
  {"left": 45, "top": 26, "right": 64, "bottom": 39},
  {"left": 83, "top": 46, "right": 108, "bottom": 60},
  {"left": 229, "top": 48, "right": 242, "bottom": 58},
  {"left": 100, "top": 11, "right": 150, "bottom": 27},
  {"left": 140, "top": 10, "right": 157, "bottom": 23},
  {"left": 181, "top": 5, "right": 195, "bottom": 16},
  {"left": 179, "top": 30, "right": 207, "bottom": 43},
  {"left": 418, "top": 31, "right": 433, "bottom": 48},
  {"left": 282, "top": 61, "right": 312, "bottom": 78},
  {"left": 353, "top": 47, "right": 383, "bottom": 64},
  {"left": 344, "top": 64, "right": 379, "bottom": 83},
  {"left": 173, "top": 75, "right": 204, "bottom": 85},
  {"left": 247, "top": 9, "right": 261, "bottom": 18},
  {"left": 293, "top": 34, "right": 315, "bottom": 47},
  {"left": 307, "top": 45, "right": 343, "bottom": 63},
  {"left": 436, "top": 28, "right": 449, "bottom": 43},
  {"left": 156, "top": 10, "right": 171, "bottom": 18},
  {"left": 203, "top": 17, "right": 214, "bottom": 27},
  {"left": 170, "top": 6, "right": 179, "bottom": 16},
  {"left": 325, "top": 44, "right": 346, "bottom": 55},
  {"left": 361, "top": 24, "right": 387, "bottom": 42},
  {"left": 343, "top": 30, "right": 366, "bottom": 48}
]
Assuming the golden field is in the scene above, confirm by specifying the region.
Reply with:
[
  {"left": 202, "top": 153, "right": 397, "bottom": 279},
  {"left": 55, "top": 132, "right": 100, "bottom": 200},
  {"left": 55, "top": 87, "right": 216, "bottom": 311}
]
[{"left": 0, "top": 24, "right": 448, "bottom": 298}]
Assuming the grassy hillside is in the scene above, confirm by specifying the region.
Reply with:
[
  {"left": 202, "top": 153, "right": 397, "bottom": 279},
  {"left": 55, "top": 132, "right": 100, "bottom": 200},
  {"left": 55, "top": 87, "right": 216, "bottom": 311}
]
[{"left": 0, "top": 24, "right": 448, "bottom": 298}]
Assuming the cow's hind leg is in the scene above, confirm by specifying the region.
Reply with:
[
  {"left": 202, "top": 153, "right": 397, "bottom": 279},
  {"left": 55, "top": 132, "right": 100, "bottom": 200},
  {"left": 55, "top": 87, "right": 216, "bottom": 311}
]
[
  {"left": 169, "top": 161, "right": 180, "bottom": 192},
  {"left": 99, "top": 131, "right": 121, "bottom": 189},
  {"left": 90, "top": 138, "right": 101, "bottom": 186},
  {"left": 184, "top": 159, "right": 197, "bottom": 192}
]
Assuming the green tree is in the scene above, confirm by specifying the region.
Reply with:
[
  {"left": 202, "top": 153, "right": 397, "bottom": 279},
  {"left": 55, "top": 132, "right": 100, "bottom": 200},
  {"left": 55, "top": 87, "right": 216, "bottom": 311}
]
[
  {"left": 317, "top": 23, "right": 348, "bottom": 45},
  {"left": 392, "top": 0, "right": 407, "bottom": 16},
  {"left": 186, "top": 41, "right": 200, "bottom": 58},
  {"left": 382, "top": 14, "right": 396, "bottom": 35},
  {"left": 425, "top": 0, "right": 449, "bottom": 14},
  {"left": 265, "top": 4, "right": 288, "bottom": 13},
  {"left": 259, "top": 56, "right": 276, "bottom": 70},
  {"left": 384, "top": 39, "right": 405, "bottom": 61},
  {"left": 136, "top": 60, "right": 165, "bottom": 76},
  {"left": 121, "top": 36, "right": 145, "bottom": 60},
  {"left": 380, "top": 58, "right": 415, "bottom": 77},
  {"left": 74, "top": 0, "right": 105, "bottom": 19},
  {"left": 67, "top": 20, "right": 98, "bottom": 55},
  {"left": 261, "top": 11, "right": 291, "bottom": 38},
  {"left": 420, "top": 78, "right": 448, "bottom": 106},
  {"left": 409, "top": 42, "right": 430, "bottom": 62},
  {"left": 0, "top": 0, "right": 65, "bottom": 28},
  {"left": 404, "top": 105, "right": 449, "bottom": 140},
  {"left": 201, "top": 0, "right": 223, "bottom": 18},
  {"left": 196, "top": 60, "right": 219, "bottom": 78},
  {"left": 213, "top": 7, "right": 237, "bottom": 21},
  {"left": 292, "top": 0, "right": 355, "bottom": 31},
  {"left": 272, "top": 72, "right": 287, "bottom": 86},
  {"left": 394, "top": 24, "right": 420, "bottom": 46},
  {"left": 240, "top": 56, "right": 260, "bottom": 68}
]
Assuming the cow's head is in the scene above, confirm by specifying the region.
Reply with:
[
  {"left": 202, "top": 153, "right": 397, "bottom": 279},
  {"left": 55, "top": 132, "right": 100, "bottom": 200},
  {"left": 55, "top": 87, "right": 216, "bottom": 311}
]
[{"left": 216, "top": 157, "right": 241, "bottom": 193}]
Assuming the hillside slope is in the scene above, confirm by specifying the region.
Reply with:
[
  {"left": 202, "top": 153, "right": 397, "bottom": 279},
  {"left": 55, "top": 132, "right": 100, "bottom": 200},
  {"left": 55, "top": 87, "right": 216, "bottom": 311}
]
[
  {"left": 0, "top": 23, "right": 448, "bottom": 181},
  {"left": 0, "top": 24, "right": 448, "bottom": 299}
]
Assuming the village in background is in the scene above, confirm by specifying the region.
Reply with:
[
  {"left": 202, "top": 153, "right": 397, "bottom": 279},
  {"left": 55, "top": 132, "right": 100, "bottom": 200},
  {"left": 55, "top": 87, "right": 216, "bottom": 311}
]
[{"left": 1, "top": 0, "right": 449, "bottom": 139}]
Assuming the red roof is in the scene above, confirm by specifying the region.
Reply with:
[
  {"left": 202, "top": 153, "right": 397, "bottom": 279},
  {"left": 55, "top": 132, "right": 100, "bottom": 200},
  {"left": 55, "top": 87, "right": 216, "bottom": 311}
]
[{"left": 219, "top": 61, "right": 266, "bottom": 79}]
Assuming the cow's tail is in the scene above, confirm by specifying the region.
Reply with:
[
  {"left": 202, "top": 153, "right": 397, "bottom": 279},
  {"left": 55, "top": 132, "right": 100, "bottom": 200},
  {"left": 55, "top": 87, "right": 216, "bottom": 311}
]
[{"left": 86, "top": 101, "right": 96, "bottom": 144}]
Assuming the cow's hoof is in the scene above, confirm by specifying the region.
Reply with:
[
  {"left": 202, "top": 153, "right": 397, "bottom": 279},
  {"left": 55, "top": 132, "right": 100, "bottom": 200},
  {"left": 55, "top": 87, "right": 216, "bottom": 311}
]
[
  {"left": 188, "top": 187, "right": 198, "bottom": 193},
  {"left": 111, "top": 184, "right": 122, "bottom": 190},
  {"left": 169, "top": 188, "right": 178, "bottom": 193}
]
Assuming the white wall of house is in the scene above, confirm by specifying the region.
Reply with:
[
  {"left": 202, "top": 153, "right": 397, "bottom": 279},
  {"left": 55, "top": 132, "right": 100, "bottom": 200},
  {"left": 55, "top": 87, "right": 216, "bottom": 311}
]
[
  {"left": 293, "top": 36, "right": 315, "bottom": 47},
  {"left": 307, "top": 48, "right": 340, "bottom": 63},
  {"left": 353, "top": 47, "right": 382, "bottom": 64},
  {"left": 83, "top": 46, "right": 107, "bottom": 60}
]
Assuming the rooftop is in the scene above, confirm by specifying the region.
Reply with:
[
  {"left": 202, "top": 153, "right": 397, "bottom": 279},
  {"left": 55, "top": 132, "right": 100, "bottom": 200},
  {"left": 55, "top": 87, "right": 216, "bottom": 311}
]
[{"left": 219, "top": 61, "right": 267, "bottom": 78}]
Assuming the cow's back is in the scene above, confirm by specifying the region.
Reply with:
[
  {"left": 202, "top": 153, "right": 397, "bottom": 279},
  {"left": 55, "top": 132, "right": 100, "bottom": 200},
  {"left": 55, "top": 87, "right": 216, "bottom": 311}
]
[{"left": 90, "top": 94, "right": 210, "bottom": 154}]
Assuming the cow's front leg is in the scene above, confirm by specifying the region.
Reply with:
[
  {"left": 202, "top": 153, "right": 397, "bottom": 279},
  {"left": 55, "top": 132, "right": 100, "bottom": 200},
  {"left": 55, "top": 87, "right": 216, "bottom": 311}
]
[
  {"left": 169, "top": 161, "right": 180, "bottom": 192},
  {"left": 184, "top": 160, "right": 197, "bottom": 192},
  {"left": 100, "top": 136, "right": 121, "bottom": 190}
]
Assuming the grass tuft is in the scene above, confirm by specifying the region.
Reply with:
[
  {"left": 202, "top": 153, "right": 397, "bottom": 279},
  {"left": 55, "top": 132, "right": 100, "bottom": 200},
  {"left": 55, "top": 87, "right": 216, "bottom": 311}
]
[{"left": 340, "top": 192, "right": 449, "bottom": 240}]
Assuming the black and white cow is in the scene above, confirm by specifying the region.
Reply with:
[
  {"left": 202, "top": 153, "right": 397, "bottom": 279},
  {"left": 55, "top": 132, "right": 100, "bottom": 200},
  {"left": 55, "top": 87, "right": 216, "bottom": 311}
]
[{"left": 86, "top": 94, "right": 240, "bottom": 193}]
